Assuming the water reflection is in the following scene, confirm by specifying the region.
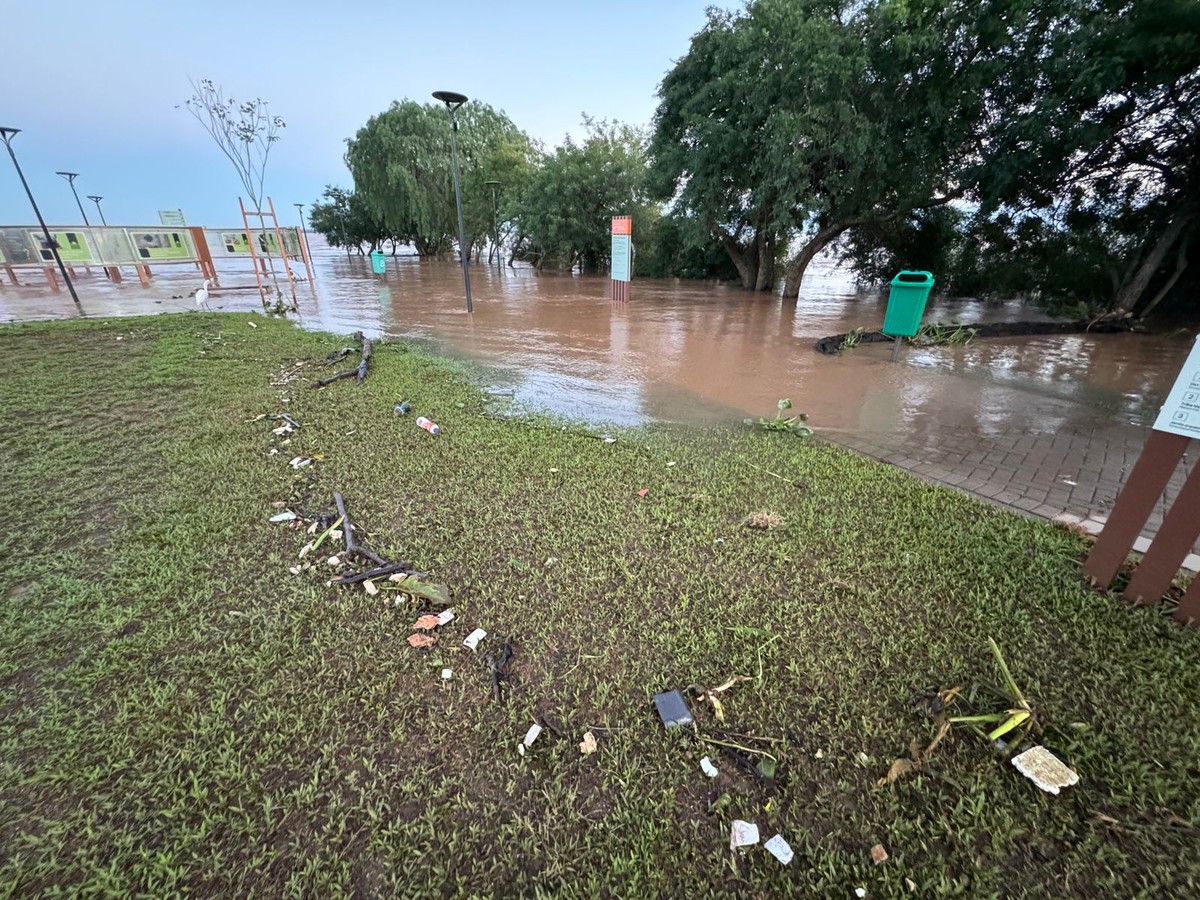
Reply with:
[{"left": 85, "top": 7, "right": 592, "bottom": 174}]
[{"left": 1, "top": 241, "right": 1193, "bottom": 445}]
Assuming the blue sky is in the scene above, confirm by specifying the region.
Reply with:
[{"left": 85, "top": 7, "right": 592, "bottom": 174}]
[{"left": 0, "top": 1, "right": 721, "bottom": 229}]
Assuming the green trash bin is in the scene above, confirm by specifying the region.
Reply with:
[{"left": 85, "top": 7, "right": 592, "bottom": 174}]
[
  {"left": 370, "top": 250, "right": 386, "bottom": 275},
  {"left": 882, "top": 270, "right": 935, "bottom": 337}
]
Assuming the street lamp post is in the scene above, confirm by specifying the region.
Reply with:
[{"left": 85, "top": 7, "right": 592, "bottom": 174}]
[
  {"left": 484, "top": 179, "right": 500, "bottom": 266},
  {"left": 55, "top": 171, "right": 91, "bottom": 226},
  {"left": 294, "top": 202, "right": 312, "bottom": 261},
  {"left": 86, "top": 195, "right": 107, "bottom": 225},
  {"left": 433, "top": 90, "right": 473, "bottom": 313},
  {"left": 1, "top": 128, "right": 81, "bottom": 309}
]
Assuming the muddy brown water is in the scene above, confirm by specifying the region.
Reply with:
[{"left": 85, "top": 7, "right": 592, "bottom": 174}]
[{"left": 2, "top": 241, "right": 1193, "bottom": 443}]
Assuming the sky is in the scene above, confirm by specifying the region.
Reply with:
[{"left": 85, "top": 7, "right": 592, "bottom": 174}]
[{"left": 0, "top": 0, "right": 721, "bottom": 229}]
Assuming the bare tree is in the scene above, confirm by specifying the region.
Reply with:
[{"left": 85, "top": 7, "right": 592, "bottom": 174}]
[{"left": 183, "top": 78, "right": 290, "bottom": 308}]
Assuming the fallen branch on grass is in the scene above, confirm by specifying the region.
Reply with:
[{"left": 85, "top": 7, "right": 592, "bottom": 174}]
[
  {"left": 313, "top": 332, "right": 373, "bottom": 387},
  {"left": 813, "top": 319, "right": 1133, "bottom": 355}
]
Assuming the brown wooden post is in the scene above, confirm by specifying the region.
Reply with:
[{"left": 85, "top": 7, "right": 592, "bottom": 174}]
[
  {"left": 189, "top": 227, "right": 217, "bottom": 282},
  {"left": 105, "top": 266, "right": 122, "bottom": 283},
  {"left": 1124, "top": 464, "right": 1200, "bottom": 604},
  {"left": 43, "top": 267, "right": 60, "bottom": 291},
  {"left": 2, "top": 264, "right": 18, "bottom": 285},
  {"left": 1082, "top": 430, "right": 1189, "bottom": 589},
  {"left": 1175, "top": 576, "right": 1200, "bottom": 625},
  {"left": 136, "top": 265, "right": 151, "bottom": 287}
]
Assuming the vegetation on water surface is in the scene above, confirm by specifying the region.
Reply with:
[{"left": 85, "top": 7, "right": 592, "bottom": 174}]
[{"left": 1, "top": 313, "right": 1198, "bottom": 896}]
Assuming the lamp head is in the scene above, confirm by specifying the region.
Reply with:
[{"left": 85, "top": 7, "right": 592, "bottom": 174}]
[{"left": 432, "top": 90, "right": 468, "bottom": 108}]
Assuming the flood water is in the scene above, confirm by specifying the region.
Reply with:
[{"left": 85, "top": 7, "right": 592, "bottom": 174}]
[{"left": 2, "top": 239, "right": 1193, "bottom": 443}]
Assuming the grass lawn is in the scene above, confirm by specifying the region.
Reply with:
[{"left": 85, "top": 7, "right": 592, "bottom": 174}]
[{"left": 1, "top": 312, "right": 1198, "bottom": 897}]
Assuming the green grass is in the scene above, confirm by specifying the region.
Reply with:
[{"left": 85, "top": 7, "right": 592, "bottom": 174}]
[{"left": 1, "top": 312, "right": 1197, "bottom": 897}]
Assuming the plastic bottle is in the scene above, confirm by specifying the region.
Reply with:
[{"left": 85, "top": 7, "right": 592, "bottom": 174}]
[
  {"left": 393, "top": 401, "right": 412, "bottom": 416},
  {"left": 416, "top": 416, "right": 440, "bottom": 435}
]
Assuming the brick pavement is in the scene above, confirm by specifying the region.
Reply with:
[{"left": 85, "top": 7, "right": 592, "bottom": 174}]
[{"left": 830, "top": 420, "right": 1197, "bottom": 559}]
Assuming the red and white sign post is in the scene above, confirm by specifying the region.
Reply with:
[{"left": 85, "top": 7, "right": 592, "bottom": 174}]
[{"left": 611, "top": 215, "right": 631, "bottom": 302}]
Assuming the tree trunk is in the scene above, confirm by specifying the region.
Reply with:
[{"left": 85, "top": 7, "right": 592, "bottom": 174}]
[
  {"left": 718, "top": 231, "right": 759, "bottom": 291},
  {"left": 1136, "top": 232, "right": 1191, "bottom": 321},
  {"left": 782, "top": 219, "right": 872, "bottom": 299},
  {"left": 1113, "top": 211, "right": 1195, "bottom": 316},
  {"left": 754, "top": 231, "right": 776, "bottom": 292}
]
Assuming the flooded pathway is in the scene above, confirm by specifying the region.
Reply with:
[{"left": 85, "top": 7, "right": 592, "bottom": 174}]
[{"left": 3, "top": 240, "right": 1195, "bottom": 545}]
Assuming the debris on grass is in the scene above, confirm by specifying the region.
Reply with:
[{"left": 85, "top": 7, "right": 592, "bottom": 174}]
[
  {"left": 269, "top": 511, "right": 297, "bottom": 523},
  {"left": 393, "top": 401, "right": 412, "bottom": 416},
  {"left": 637, "top": 488, "right": 649, "bottom": 497},
  {"left": 441, "top": 668, "right": 452, "bottom": 680},
  {"left": 700, "top": 756, "right": 719, "bottom": 778},
  {"left": 413, "top": 614, "right": 440, "bottom": 630},
  {"left": 523, "top": 724, "right": 542, "bottom": 748},
  {"left": 729, "top": 820, "right": 760, "bottom": 851},
  {"left": 905, "top": 878, "right": 917, "bottom": 892},
  {"left": 1011, "top": 746, "right": 1079, "bottom": 794},
  {"left": 743, "top": 511, "right": 783, "bottom": 530},
  {"left": 652, "top": 690, "right": 694, "bottom": 728},
  {"left": 488, "top": 638, "right": 514, "bottom": 705},
  {"left": 407, "top": 633, "right": 436, "bottom": 649},
  {"left": 855, "top": 888, "right": 867, "bottom": 899},
  {"left": 764, "top": 834, "right": 793, "bottom": 865},
  {"left": 288, "top": 565, "right": 301, "bottom": 575},
  {"left": 363, "top": 579, "right": 378, "bottom": 596},
  {"left": 436, "top": 608, "right": 454, "bottom": 626},
  {"left": 689, "top": 674, "right": 751, "bottom": 722},
  {"left": 580, "top": 731, "right": 598, "bottom": 755},
  {"left": 463, "top": 628, "right": 487, "bottom": 651},
  {"left": 870, "top": 843, "right": 889, "bottom": 865},
  {"left": 289, "top": 456, "right": 313, "bottom": 470}
]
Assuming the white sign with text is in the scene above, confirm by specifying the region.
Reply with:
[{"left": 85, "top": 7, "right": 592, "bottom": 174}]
[{"left": 1153, "top": 335, "right": 1200, "bottom": 439}]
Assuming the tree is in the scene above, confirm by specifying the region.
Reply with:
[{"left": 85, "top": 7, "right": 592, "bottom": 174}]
[
  {"left": 344, "top": 100, "right": 537, "bottom": 258},
  {"left": 308, "top": 186, "right": 390, "bottom": 255},
  {"left": 184, "top": 78, "right": 289, "bottom": 305},
  {"left": 511, "top": 119, "right": 654, "bottom": 273}
]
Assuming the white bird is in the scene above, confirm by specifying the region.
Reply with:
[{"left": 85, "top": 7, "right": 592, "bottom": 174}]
[{"left": 195, "top": 279, "right": 213, "bottom": 309}]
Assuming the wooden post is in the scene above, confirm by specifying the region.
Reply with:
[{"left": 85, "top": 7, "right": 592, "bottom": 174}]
[
  {"left": 1174, "top": 576, "right": 1200, "bottom": 625},
  {"left": 1123, "top": 464, "right": 1200, "bottom": 604},
  {"left": 43, "top": 267, "right": 60, "bottom": 291},
  {"left": 1082, "top": 430, "right": 1189, "bottom": 589}
]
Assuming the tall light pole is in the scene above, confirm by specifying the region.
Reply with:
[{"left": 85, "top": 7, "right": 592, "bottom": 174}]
[
  {"left": 484, "top": 179, "right": 500, "bottom": 266},
  {"left": 55, "top": 171, "right": 90, "bottom": 226},
  {"left": 433, "top": 90, "right": 473, "bottom": 313},
  {"left": 294, "top": 201, "right": 312, "bottom": 261},
  {"left": 1, "top": 128, "right": 81, "bottom": 309},
  {"left": 86, "top": 195, "right": 107, "bottom": 225}
]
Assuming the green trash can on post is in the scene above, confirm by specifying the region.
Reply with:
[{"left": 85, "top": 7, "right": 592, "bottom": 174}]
[
  {"left": 882, "top": 270, "right": 934, "bottom": 360},
  {"left": 370, "top": 249, "right": 386, "bottom": 275}
]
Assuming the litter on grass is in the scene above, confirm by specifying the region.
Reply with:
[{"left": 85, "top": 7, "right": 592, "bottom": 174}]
[
  {"left": 580, "top": 731, "right": 598, "bottom": 755},
  {"left": 637, "top": 489, "right": 649, "bottom": 497},
  {"left": 652, "top": 690, "right": 694, "bottom": 728},
  {"left": 289, "top": 456, "right": 313, "bottom": 470},
  {"left": 523, "top": 724, "right": 542, "bottom": 748},
  {"left": 463, "top": 628, "right": 487, "bottom": 651},
  {"left": 413, "top": 614, "right": 440, "bottom": 630},
  {"left": 1011, "top": 745, "right": 1080, "bottom": 794},
  {"left": 700, "top": 756, "right": 719, "bottom": 778},
  {"left": 441, "top": 668, "right": 452, "bottom": 680},
  {"left": 407, "top": 633, "right": 436, "bottom": 648},
  {"left": 363, "top": 580, "right": 379, "bottom": 596},
  {"left": 436, "top": 608, "right": 454, "bottom": 626},
  {"left": 764, "top": 834, "right": 794, "bottom": 865},
  {"left": 729, "top": 820, "right": 760, "bottom": 851},
  {"left": 269, "top": 511, "right": 297, "bottom": 523},
  {"left": 870, "top": 843, "right": 889, "bottom": 865}
]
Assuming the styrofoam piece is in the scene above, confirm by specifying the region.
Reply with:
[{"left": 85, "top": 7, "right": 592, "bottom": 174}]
[{"left": 1011, "top": 745, "right": 1079, "bottom": 794}]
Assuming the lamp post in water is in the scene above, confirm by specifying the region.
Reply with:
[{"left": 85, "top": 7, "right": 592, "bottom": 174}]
[
  {"left": 432, "top": 90, "right": 472, "bottom": 313},
  {"left": 55, "top": 171, "right": 91, "bottom": 226},
  {"left": 86, "top": 195, "right": 107, "bottom": 225},
  {"left": 1, "top": 128, "right": 81, "bottom": 309},
  {"left": 484, "top": 179, "right": 501, "bottom": 266},
  {"left": 294, "top": 202, "right": 312, "bottom": 261}
]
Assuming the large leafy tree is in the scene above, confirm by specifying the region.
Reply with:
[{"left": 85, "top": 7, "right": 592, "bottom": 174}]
[
  {"left": 345, "top": 100, "right": 537, "bottom": 258},
  {"left": 308, "top": 186, "right": 390, "bottom": 254},
  {"left": 511, "top": 119, "right": 654, "bottom": 272},
  {"left": 650, "top": 0, "right": 979, "bottom": 294}
]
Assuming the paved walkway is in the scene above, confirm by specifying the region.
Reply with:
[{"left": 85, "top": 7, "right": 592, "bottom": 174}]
[{"left": 833, "top": 420, "right": 1198, "bottom": 564}]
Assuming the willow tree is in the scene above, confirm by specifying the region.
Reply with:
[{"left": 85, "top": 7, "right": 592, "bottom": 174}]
[{"left": 345, "top": 100, "right": 536, "bottom": 258}]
